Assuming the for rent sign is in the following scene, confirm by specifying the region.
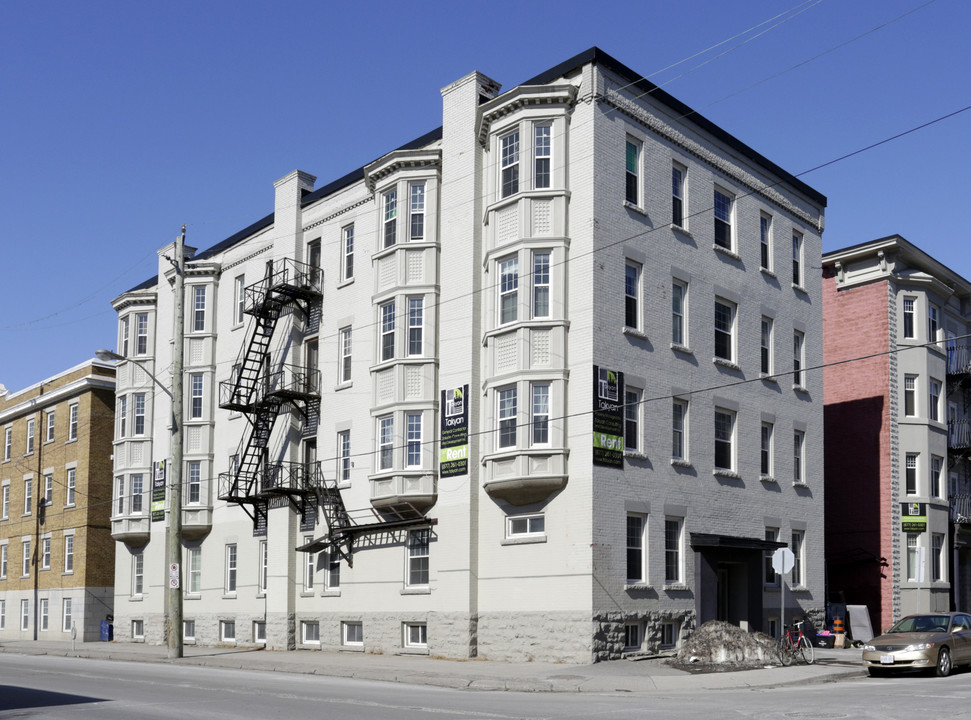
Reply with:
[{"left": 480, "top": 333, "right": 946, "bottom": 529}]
[
  {"left": 440, "top": 385, "right": 470, "bottom": 477},
  {"left": 593, "top": 365, "right": 625, "bottom": 467}
]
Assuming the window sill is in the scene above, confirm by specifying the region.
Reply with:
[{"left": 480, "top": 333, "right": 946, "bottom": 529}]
[
  {"left": 672, "top": 225, "right": 692, "bottom": 240},
  {"left": 222, "top": 594, "right": 237, "bottom": 600},
  {"left": 334, "top": 381, "right": 353, "bottom": 392},
  {"left": 623, "top": 327, "right": 648, "bottom": 340},
  {"left": 624, "top": 449, "right": 648, "bottom": 460},
  {"left": 670, "top": 458, "right": 692, "bottom": 469},
  {"left": 337, "top": 277, "right": 355, "bottom": 289},
  {"left": 713, "top": 357, "right": 741, "bottom": 371},
  {"left": 664, "top": 583, "right": 689, "bottom": 592},
  {"left": 713, "top": 245, "right": 741, "bottom": 261},
  {"left": 713, "top": 469, "right": 741, "bottom": 480},
  {"left": 791, "top": 283, "right": 807, "bottom": 294},
  {"left": 624, "top": 582, "right": 653, "bottom": 591},
  {"left": 129, "top": 596, "right": 143, "bottom": 603},
  {"left": 792, "top": 481, "right": 809, "bottom": 489},
  {"left": 64, "top": 438, "right": 78, "bottom": 445},
  {"left": 760, "top": 475, "right": 777, "bottom": 485},
  {"left": 401, "top": 587, "right": 431, "bottom": 595},
  {"left": 62, "top": 571, "right": 73, "bottom": 576},
  {"left": 760, "top": 268, "right": 776, "bottom": 279},
  {"left": 623, "top": 200, "right": 648, "bottom": 216},
  {"left": 184, "top": 593, "right": 202, "bottom": 601},
  {"left": 760, "top": 374, "right": 778, "bottom": 384},
  {"left": 792, "top": 384, "right": 809, "bottom": 394},
  {"left": 320, "top": 590, "right": 341, "bottom": 598},
  {"left": 501, "top": 535, "right": 547, "bottom": 546},
  {"left": 670, "top": 343, "right": 693, "bottom": 355}
]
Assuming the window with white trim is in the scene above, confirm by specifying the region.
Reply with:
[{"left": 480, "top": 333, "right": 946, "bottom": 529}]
[
  {"left": 661, "top": 621, "right": 680, "bottom": 649},
  {"left": 253, "top": 621, "right": 266, "bottom": 643},
  {"left": 339, "top": 326, "right": 352, "bottom": 383},
  {"left": 190, "top": 374, "right": 203, "bottom": 419},
  {"left": 43, "top": 473, "right": 53, "bottom": 506},
  {"left": 26, "top": 418, "right": 34, "bottom": 455},
  {"left": 378, "top": 416, "right": 394, "bottom": 471},
  {"left": 507, "top": 513, "right": 545, "bottom": 538},
  {"left": 186, "top": 461, "right": 201, "bottom": 505},
  {"left": 714, "top": 299, "right": 735, "bottom": 363},
  {"left": 225, "top": 544, "right": 237, "bottom": 595},
  {"left": 626, "top": 514, "right": 646, "bottom": 583},
  {"left": 530, "top": 383, "right": 550, "bottom": 446},
  {"left": 904, "top": 375, "right": 917, "bottom": 416},
  {"left": 132, "top": 551, "right": 144, "bottom": 596},
  {"left": 22, "top": 599, "right": 29, "bottom": 631},
  {"left": 624, "top": 623, "right": 642, "bottom": 651},
  {"left": 301, "top": 621, "right": 319, "bottom": 644},
  {"left": 3, "top": 426, "right": 10, "bottom": 461},
  {"left": 342, "top": 621, "right": 363, "bottom": 646},
  {"left": 192, "top": 286, "right": 206, "bottom": 332},
  {"left": 928, "top": 303, "right": 940, "bottom": 343},
  {"left": 326, "top": 547, "right": 341, "bottom": 591},
  {"left": 409, "top": 183, "right": 425, "bottom": 241},
  {"left": 672, "top": 163, "right": 686, "bottom": 227},
  {"left": 906, "top": 452, "right": 919, "bottom": 495},
  {"left": 672, "top": 399, "right": 688, "bottom": 461},
  {"left": 793, "top": 331, "right": 805, "bottom": 387},
  {"left": 790, "top": 530, "right": 805, "bottom": 586},
  {"left": 404, "top": 622, "right": 427, "bottom": 648},
  {"left": 380, "top": 301, "right": 395, "bottom": 361},
  {"left": 672, "top": 280, "right": 686, "bottom": 346},
  {"left": 932, "top": 533, "right": 945, "bottom": 581},
  {"left": 498, "top": 256, "right": 518, "bottom": 325},
  {"left": 534, "top": 122, "right": 551, "bottom": 189},
  {"left": 931, "top": 455, "right": 943, "bottom": 498},
  {"left": 66, "top": 467, "right": 76, "bottom": 506},
  {"left": 625, "top": 388, "right": 641, "bottom": 452},
  {"left": 664, "top": 517, "right": 683, "bottom": 584},
  {"left": 532, "top": 251, "right": 550, "bottom": 319},
  {"left": 41, "top": 537, "right": 50, "bottom": 569},
  {"left": 234, "top": 274, "right": 245, "bottom": 325},
  {"left": 116, "top": 475, "right": 124, "bottom": 515},
  {"left": 625, "top": 260, "right": 641, "bottom": 329},
  {"left": 303, "top": 536, "right": 314, "bottom": 591},
  {"left": 407, "top": 529, "right": 430, "bottom": 587},
  {"left": 45, "top": 411, "right": 55, "bottom": 443},
  {"left": 183, "top": 620, "right": 196, "bottom": 642},
  {"left": 761, "top": 317, "right": 773, "bottom": 375},
  {"left": 625, "top": 138, "right": 640, "bottom": 205},
  {"left": 259, "top": 540, "right": 268, "bottom": 594},
  {"left": 906, "top": 533, "right": 920, "bottom": 581},
  {"left": 68, "top": 405, "right": 78, "bottom": 441},
  {"left": 929, "top": 378, "right": 942, "bottom": 422},
  {"left": 22, "top": 540, "right": 30, "bottom": 576},
  {"left": 792, "top": 231, "right": 803, "bottom": 285},
  {"left": 337, "top": 430, "right": 351, "bottom": 484},
  {"left": 497, "top": 386, "right": 517, "bottom": 450},
  {"left": 407, "top": 298, "right": 423, "bottom": 356},
  {"left": 132, "top": 619, "right": 144, "bottom": 639},
  {"left": 24, "top": 477, "right": 32, "bottom": 515},
  {"left": 119, "top": 395, "right": 127, "bottom": 437},
  {"left": 761, "top": 422, "right": 773, "bottom": 477},
  {"left": 902, "top": 297, "right": 916, "bottom": 339},
  {"left": 341, "top": 224, "right": 355, "bottom": 281},
  {"left": 1, "top": 599, "right": 7, "bottom": 630},
  {"left": 221, "top": 620, "right": 236, "bottom": 642},
  {"left": 64, "top": 535, "right": 74, "bottom": 573},
  {"left": 383, "top": 188, "right": 397, "bottom": 248},
  {"left": 500, "top": 130, "right": 520, "bottom": 198},
  {"left": 1, "top": 484, "right": 7, "bottom": 519},
  {"left": 186, "top": 547, "right": 201, "bottom": 594},
  {"left": 713, "top": 189, "right": 734, "bottom": 250},
  {"left": 406, "top": 412, "right": 422, "bottom": 468},
  {"left": 764, "top": 528, "right": 779, "bottom": 586},
  {"left": 135, "top": 312, "right": 149, "bottom": 355},
  {"left": 0, "top": 544, "right": 6, "bottom": 579},
  {"left": 714, "top": 408, "right": 735, "bottom": 471},
  {"left": 760, "top": 213, "right": 772, "bottom": 271},
  {"left": 793, "top": 430, "right": 805, "bottom": 484},
  {"left": 121, "top": 315, "right": 130, "bottom": 357},
  {"left": 134, "top": 393, "right": 146, "bottom": 434}
]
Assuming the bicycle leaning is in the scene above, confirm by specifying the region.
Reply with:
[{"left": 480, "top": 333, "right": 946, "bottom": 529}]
[{"left": 777, "top": 619, "right": 815, "bottom": 665}]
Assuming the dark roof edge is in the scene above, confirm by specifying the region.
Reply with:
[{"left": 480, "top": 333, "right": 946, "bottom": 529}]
[{"left": 526, "top": 47, "right": 826, "bottom": 208}]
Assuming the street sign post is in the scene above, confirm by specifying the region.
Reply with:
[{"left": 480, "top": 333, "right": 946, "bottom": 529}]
[{"left": 772, "top": 547, "right": 795, "bottom": 637}]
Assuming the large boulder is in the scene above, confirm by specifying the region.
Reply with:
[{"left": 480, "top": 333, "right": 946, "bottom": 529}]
[{"left": 675, "top": 620, "right": 777, "bottom": 666}]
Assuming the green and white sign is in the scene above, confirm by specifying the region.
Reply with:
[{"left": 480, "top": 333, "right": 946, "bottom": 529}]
[
  {"left": 901, "top": 502, "right": 927, "bottom": 533},
  {"left": 440, "top": 385, "right": 469, "bottom": 477},
  {"left": 593, "top": 365, "right": 625, "bottom": 467},
  {"left": 152, "top": 460, "right": 166, "bottom": 522}
]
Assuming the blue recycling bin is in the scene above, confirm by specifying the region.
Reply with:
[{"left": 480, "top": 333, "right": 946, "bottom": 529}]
[{"left": 100, "top": 620, "right": 113, "bottom": 641}]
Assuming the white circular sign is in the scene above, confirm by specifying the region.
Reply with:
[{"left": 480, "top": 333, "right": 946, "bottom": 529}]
[{"left": 772, "top": 547, "right": 795, "bottom": 574}]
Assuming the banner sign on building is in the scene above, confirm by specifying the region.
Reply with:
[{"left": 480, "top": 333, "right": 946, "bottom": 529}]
[
  {"left": 593, "top": 365, "right": 625, "bottom": 467},
  {"left": 152, "top": 460, "right": 167, "bottom": 522},
  {"left": 440, "top": 385, "right": 470, "bottom": 477},
  {"left": 901, "top": 502, "right": 927, "bottom": 533}
]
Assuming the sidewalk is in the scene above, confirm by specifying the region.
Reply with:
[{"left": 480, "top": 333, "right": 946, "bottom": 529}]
[{"left": 0, "top": 640, "right": 864, "bottom": 693}]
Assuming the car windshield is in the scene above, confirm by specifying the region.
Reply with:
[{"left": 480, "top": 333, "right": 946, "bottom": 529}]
[{"left": 888, "top": 615, "right": 950, "bottom": 633}]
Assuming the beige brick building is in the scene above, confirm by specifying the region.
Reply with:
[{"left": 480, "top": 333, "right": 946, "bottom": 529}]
[{"left": 0, "top": 360, "right": 116, "bottom": 641}]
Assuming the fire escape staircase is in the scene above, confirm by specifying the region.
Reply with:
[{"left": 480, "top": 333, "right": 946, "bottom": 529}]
[{"left": 947, "top": 344, "right": 971, "bottom": 469}]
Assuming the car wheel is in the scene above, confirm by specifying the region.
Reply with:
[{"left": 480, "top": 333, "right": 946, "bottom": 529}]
[
  {"left": 867, "top": 667, "right": 888, "bottom": 678},
  {"left": 936, "top": 647, "right": 952, "bottom": 678}
]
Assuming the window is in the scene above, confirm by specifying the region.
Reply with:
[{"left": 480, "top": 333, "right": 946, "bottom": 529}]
[
  {"left": 190, "top": 374, "right": 204, "bottom": 419},
  {"left": 714, "top": 409, "right": 735, "bottom": 471},
  {"left": 793, "top": 431, "right": 805, "bottom": 484},
  {"left": 904, "top": 375, "right": 917, "bottom": 416},
  {"left": 183, "top": 620, "right": 196, "bottom": 642},
  {"left": 0, "top": 600, "right": 5, "bottom": 630},
  {"left": 217, "top": 620, "right": 234, "bottom": 642},
  {"left": 341, "top": 224, "right": 355, "bottom": 281},
  {"left": 339, "top": 327, "right": 352, "bottom": 383},
  {"left": 665, "top": 518, "right": 683, "bottom": 584},
  {"left": 792, "top": 232, "right": 803, "bottom": 286},
  {"left": 254, "top": 621, "right": 266, "bottom": 643},
  {"left": 790, "top": 531, "right": 805, "bottom": 586},
  {"left": 499, "top": 256, "right": 519, "bottom": 324},
  {"left": 661, "top": 621, "right": 679, "bottom": 649},
  {"left": 119, "top": 395, "right": 128, "bottom": 437},
  {"left": 929, "top": 379, "right": 942, "bottom": 422},
  {"left": 301, "top": 621, "right": 319, "bottom": 645},
  {"left": 132, "top": 552, "right": 144, "bottom": 596},
  {"left": 406, "top": 412, "right": 423, "bottom": 468},
  {"left": 902, "top": 297, "right": 916, "bottom": 339},
  {"left": 304, "top": 537, "right": 314, "bottom": 591},
  {"left": 132, "top": 619, "right": 144, "bottom": 639},
  {"left": 22, "top": 540, "right": 30, "bottom": 576},
  {"left": 135, "top": 313, "right": 149, "bottom": 355},
  {"left": 404, "top": 622, "right": 427, "bottom": 648},
  {"left": 761, "top": 422, "right": 773, "bottom": 476},
  {"left": 66, "top": 468, "right": 76, "bottom": 506},
  {"left": 626, "top": 514, "right": 646, "bottom": 583},
  {"left": 187, "top": 547, "right": 201, "bottom": 594},
  {"left": 625, "top": 389, "right": 640, "bottom": 451},
  {"left": 407, "top": 298, "right": 423, "bottom": 356},
  {"left": 672, "top": 280, "right": 686, "bottom": 346},
  {"left": 672, "top": 399, "right": 687, "bottom": 461},
  {"left": 764, "top": 528, "right": 779, "bottom": 586},
  {"left": 192, "top": 286, "right": 206, "bottom": 332},
  {"left": 0, "top": 544, "right": 6, "bottom": 578},
  {"left": 407, "top": 529, "right": 430, "bottom": 587},
  {"left": 383, "top": 188, "right": 397, "bottom": 248},
  {"left": 625, "top": 623, "right": 642, "bottom": 651},
  {"left": 713, "top": 189, "right": 733, "bottom": 250},
  {"left": 625, "top": 138, "right": 639, "bottom": 205},
  {"left": 225, "top": 544, "right": 237, "bottom": 595},
  {"left": 760, "top": 214, "right": 772, "bottom": 270},
  {"left": 531, "top": 383, "right": 550, "bottom": 446},
  {"left": 497, "top": 386, "right": 517, "bottom": 449},
  {"left": 24, "top": 477, "right": 32, "bottom": 515},
  {"left": 931, "top": 456, "right": 943, "bottom": 498},
  {"left": 44, "top": 473, "right": 53, "bottom": 505},
  {"left": 187, "top": 461, "right": 201, "bottom": 505},
  {"left": 64, "top": 535, "right": 74, "bottom": 573},
  {"left": 906, "top": 453, "right": 919, "bottom": 495},
  {"left": 532, "top": 251, "right": 550, "bottom": 319},
  {"left": 507, "top": 513, "right": 545, "bottom": 538},
  {"left": 41, "top": 537, "right": 50, "bottom": 569},
  {"left": 672, "top": 164, "right": 685, "bottom": 227},
  {"left": 342, "top": 621, "right": 363, "bottom": 646},
  {"left": 68, "top": 405, "right": 78, "bottom": 441},
  {"left": 116, "top": 476, "right": 124, "bottom": 515},
  {"left": 307, "top": 238, "right": 321, "bottom": 282},
  {"left": 3, "top": 427, "right": 10, "bottom": 460},
  {"left": 133, "top": 393, "right": 146, "bottom": 435},
  {"left": 906, "top": 533, "right": 920, "bottom": 581},
  {"left": 761, "top": 317, "right": 773, "bottom": 375},
  {"left": 234, "top": 275, "right": 246, "bottom": 325},
  {"left": 409, "top": 183, "right": 425, "bottom": 241},
  {"left": 624, "top": 261, "right": 641, "bottom": 329},
  {"left": 337, "top": 430, "right": 351, "bottom": 484},
  {"left": 26, "top": 418, "right": 34, "bottom": 455},
  {"left": 121, "top": 315, "right": 130, "bottom": 356},
  {"left": 46, "top": 411, "right": 55, "bottom": 443},
  {"left": 380, "top": 301, "right": 395, "bottom": 361},
  {"left": 1, "top": 485, "right": 7, "bottom": 519},
  {"left": 533, "top": 122, "right": 551, "bottom": 189},
  {"left": 714, "top": 300, "right": 735, "bottom": 362},
  {"left": 326, "top": 548, "right": 341, "bottom": 591},
  {"left": 259, "top": 541, "right": 268, "bottom": 594},
  {"left": 305, "top": 339, "right": 318, "bottom": 393},
  {"left": 793, "top": 331, "right": 805, "bottom": 387},
  {"left": 500, "top": 130, "right": 520, "bottom": 198},
  {"left": 378, "top": 416, "right": 394, "bottom": 471},
  {"left": 932, "top": 533, "right": 945, "bottom": 581},
  {"left": 928, "top": 303, "right": 940, "bottom": 343},
  {"left": 22, "top": 599, "right": 30, "bottom": 631}
]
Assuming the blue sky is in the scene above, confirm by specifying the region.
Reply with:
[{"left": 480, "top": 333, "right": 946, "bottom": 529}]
[{"left": 1, "top": 0, "right": 968, "bottom": 393}]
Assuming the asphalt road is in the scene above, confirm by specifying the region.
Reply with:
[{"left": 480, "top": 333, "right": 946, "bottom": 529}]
[{"left": 3, "top": 654, "right": 971, "bottom": 720}]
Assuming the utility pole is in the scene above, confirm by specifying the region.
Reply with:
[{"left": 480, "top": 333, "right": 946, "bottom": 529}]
[{"left": 166, "top": 226, "right": 186, "bottom": 658}]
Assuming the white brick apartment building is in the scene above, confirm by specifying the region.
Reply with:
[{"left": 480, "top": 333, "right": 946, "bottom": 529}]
[{"left": 107, "top": 48, "right": 826, "bottom": 662}]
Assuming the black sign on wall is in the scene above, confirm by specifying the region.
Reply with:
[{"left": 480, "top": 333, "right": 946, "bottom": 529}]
[
  {"left": 151, "top": 460, "right": 166, "bottom": 522},
  {"left": 593, "top": 365, "right": 625, "bottom": 467},
  {"left": 440, "top": 385, "right": 470, "bottom": 477}
]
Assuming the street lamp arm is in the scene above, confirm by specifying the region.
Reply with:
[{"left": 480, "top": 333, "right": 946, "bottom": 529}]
[{"left": 94, "top": 349, "right": 174, "bottom": 399}]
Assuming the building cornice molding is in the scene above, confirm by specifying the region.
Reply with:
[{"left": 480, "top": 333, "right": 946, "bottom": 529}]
[
  {"left": 364, "top": 149, "right": 442, "bottom": 193},
  {"left": 303, "top": 196, "right": 374, "bottom": 233},
  {"left": 477, "top": 84, "right": 579, "bottom": 147},
  {"left": 0, "top": 373, "right": 115, "bottom": 424},
  {"left": 112, "top": 292, "right": 158, "bottom": 313}
]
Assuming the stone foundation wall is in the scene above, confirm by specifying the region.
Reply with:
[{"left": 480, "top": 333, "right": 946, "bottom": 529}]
[
  {"left": 593, "top": 609, "right": 697, "bottom": 661},
  {"left": 476, "top": 612, "right": 594, "bottom": 663}
]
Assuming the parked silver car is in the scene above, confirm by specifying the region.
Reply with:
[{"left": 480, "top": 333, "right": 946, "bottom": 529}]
[{"left": 862, "top": 612, "right": 971, "bottom": 677}]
